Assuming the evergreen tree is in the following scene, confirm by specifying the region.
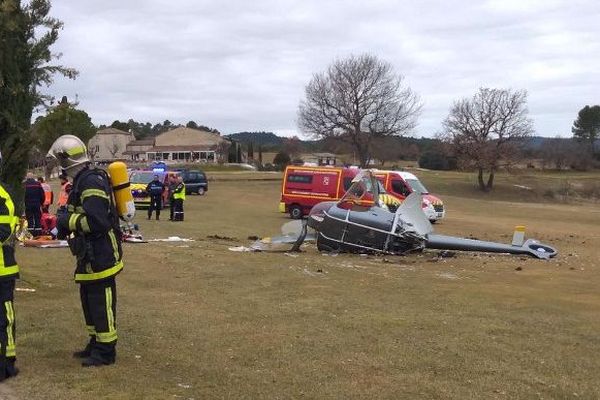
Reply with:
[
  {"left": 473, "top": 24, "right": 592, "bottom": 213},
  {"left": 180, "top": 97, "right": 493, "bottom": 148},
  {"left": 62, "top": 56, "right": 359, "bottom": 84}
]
[
  {"left": 0, "top": 0, "right": 77, "bottom": 206},
  {"left": 258, "top": 145, "right": 263, "bottom": 165},
  {"left": 33, "top": 100, "right": 96, "bottom": 154},
  {"left": 248, "top": 141, "right": 254, "bottom": 159},
  {"left": 572, "top": 105, "right": 600, "bottom": 154}
]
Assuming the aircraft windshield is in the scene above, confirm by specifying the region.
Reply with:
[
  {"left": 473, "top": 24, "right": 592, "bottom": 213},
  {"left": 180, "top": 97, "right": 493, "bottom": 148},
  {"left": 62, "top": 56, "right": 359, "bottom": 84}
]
[
  {"left": 338, "top": 171, "right": 380, "bottom": 206},
  {"left": 406, "top": 178, "right": 429, "bottom": 195}
]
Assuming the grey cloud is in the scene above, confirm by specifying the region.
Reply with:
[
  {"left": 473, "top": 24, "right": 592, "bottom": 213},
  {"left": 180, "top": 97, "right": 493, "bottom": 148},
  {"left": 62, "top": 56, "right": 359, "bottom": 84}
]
[{"left": 42, "top": 0, "right": 600, "bottom": 137}]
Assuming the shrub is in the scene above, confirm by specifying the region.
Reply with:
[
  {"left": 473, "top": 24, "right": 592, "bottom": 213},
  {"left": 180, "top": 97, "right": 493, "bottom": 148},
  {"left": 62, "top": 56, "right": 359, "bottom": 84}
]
[
  {"left": 418, "top": 151, "right": 456, "bottom": 170},
  {"left": 273, "top": 151, "right": 291, "bottom": 171}
]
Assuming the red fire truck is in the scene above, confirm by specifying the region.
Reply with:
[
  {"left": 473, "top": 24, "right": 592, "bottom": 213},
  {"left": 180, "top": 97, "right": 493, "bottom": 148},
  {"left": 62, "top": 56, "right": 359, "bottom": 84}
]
[{"left": 279, "top": 166, "right": 359, "bottom": 218}]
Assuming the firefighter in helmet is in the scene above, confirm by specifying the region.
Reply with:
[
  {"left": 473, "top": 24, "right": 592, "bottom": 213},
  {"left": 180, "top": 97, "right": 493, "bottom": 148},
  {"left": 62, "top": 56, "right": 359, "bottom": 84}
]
[
  {"left": 0, "top": 151, "right": 20, "bottom": 380},
  {"left": 47, "top": 135, "right": 123, "bottom": 367}
]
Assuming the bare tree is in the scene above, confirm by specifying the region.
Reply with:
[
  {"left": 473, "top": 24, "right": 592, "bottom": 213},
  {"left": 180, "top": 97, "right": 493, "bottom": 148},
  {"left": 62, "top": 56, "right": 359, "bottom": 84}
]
[
  {"left": 371, "top": 136, "right": 401, "bottom": 166},
  {"left": 539, "top": 137, "right": 575, "bottom": 170},
  {"left": 214, "top": 141, "right": 231, "bottom": 164},
  {"left": 442, "top": 88, "right": 533, "bottom": 191},
  {"left": 87, "top": 137, "right": 99, "bottom": 161},
  {"left": 108, "top": 138, "right": 121, "bottom": 159},
  {"left": 298, "top": 54, "right": 421, "bottom": 167},
  {"left": 283, "top": 136, "right": 303, "bottom": 157}
]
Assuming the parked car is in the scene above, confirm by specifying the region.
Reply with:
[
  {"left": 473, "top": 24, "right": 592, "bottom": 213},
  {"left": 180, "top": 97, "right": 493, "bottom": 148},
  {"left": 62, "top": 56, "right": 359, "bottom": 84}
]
[
  {"left": 180, "top": 169, "right": 208, "bottom": 195},
  {"left": 129, "top": 170, "right": 180, "bottom": 208}
]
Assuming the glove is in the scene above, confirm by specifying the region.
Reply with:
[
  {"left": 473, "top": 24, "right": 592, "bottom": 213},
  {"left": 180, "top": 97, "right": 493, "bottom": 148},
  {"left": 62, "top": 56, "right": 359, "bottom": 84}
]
[{"left": 56, "top": 211, "right": 70, "bottom": 240}]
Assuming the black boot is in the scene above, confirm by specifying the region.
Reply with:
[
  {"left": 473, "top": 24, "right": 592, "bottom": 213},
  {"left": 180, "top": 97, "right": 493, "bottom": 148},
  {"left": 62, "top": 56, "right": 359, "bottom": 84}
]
[
  {"left": 0, "top": 357, "right": 19, "bottom": 381},
  {"left": 81, "top": 356, "right": 115, "bottom": 367},
  {"left": 73, "top": 338, "right": 95, "bottom": 358},
  {"left": 81, "top": 344, "right": 116, "bottom": 367}
]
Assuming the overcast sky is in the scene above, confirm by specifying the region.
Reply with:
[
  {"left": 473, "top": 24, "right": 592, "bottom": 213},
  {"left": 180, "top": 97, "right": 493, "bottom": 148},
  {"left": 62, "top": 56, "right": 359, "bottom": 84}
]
[{"left": 45, "top": 0, "right": 599, "bottom": 138}]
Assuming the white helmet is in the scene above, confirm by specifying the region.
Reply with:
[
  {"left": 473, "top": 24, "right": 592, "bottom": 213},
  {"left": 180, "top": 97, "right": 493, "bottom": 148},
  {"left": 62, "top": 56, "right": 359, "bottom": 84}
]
[{"left": 46, "top": 135, "right": 90, "bottom": 178}]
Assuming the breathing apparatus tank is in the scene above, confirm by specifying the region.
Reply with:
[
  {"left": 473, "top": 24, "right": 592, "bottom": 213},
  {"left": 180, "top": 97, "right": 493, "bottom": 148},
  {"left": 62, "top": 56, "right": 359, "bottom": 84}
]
[{"left": 107, "top": 161, "right": 135, "bottom": 222}]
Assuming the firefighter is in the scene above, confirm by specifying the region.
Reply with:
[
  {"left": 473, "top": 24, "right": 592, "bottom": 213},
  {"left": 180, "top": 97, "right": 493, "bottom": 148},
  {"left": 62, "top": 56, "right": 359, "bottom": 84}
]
[
  {"left": 172, "top": 176, "right": 186, "bottom": 221},
  {"left": 24, "top": 172, "right": 45, "bottom": 236},
  {"left": 57, "top": 173, "right": 72, "bottom": 211},
  {"left": 47, "top": 135, "right": 123, "bottom": 367},
  {"left": 168, "top": 174, "right": 177, "bottom": 221},
  {"left": 38, "top": 176, "right": 53, "bottom": 213},
  {"left": 0, "top": 152, "right": 20, "bottom": 381},
  {"left": 145, "top": 175, "right": 165, "bottom": 220}
]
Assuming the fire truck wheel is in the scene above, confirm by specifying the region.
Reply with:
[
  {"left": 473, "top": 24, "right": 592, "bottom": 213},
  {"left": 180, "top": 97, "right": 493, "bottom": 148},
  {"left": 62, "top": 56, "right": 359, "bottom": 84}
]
[{"left": 289, "top": 205, "right": 303, "bottom": 219}]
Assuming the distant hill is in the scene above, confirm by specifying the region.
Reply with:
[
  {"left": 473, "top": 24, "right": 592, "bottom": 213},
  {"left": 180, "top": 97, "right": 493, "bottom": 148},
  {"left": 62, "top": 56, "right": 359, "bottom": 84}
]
[{"left": 225, "top": 132, "right": 284, "bottom": 148}]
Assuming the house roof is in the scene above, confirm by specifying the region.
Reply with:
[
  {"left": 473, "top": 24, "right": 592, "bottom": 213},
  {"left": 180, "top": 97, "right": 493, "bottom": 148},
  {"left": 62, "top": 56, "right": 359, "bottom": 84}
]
[
  {"left": 127, "top": 139, "right": 155, "bottom": 146},
  {"left": 97, "top": 127, "right": 131, "bottom": 135},
  {"left": 147, "top": 145, "right": 220, "bottom": 152},
  {"left": 311, "top": 152, "right": 338, "bottom": 157},
  {"left": 154, "top": 127, "right": 226, "bottom": 147}
]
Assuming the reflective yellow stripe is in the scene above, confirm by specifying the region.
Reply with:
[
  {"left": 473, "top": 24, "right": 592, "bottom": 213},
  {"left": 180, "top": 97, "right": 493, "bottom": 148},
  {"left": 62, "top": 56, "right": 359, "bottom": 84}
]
[
  {"left": 0, "top": 216, "right": 17, "bottom": 224},
  {"left": 66, "top": 146, "right": 86, "bottom": 156},
  {"left": 0, "top": 265, "right": 19, "bottom": 277},
  {"left": 0, "top": 185, "right": 17, "bottom": 233},
  {"left": 98, "top": 286, "right": 117, "bottom": 344},
  {"left": 69, "top": 213, "right": 81, "bottom": 231},
  {"left": 109, "top": 231, "right": 119, "bottom": 262},
  {"left": 80, "top": 216, "right": 91, "bottom": 233},
  {"left": 5, "top": 301, "right": 15, "bottom": 357},
  {"left": 96, "top": 331, "right": 118, "bottom": 343},
  {"left": 74, "top": 261, "right": 123, "bottom": 282},
  {"left": 86, "top": 325, "right": 96, "bottom": 335},
  {"left": 81, "top": 189, "right": 109, "bottom": 202}
]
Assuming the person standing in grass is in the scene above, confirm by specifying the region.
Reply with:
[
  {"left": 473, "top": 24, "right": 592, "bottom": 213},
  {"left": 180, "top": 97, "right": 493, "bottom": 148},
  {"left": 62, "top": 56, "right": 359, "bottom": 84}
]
[
  {"left": 23, "top": 172, "right": 44, "bottom": 236},
  {"left": 47, "top": 135, "right": 123, "bottom": 368},
  {"left": 172, "top": 176, "right": 186, "bottom": 221},
  {"left": 145, "top": 175, "right": 165, "bottom": 220},
  {"left": 168, "top": 174, "right": 177, "bottom": 221},
  {"left": 0, "top": 152, "right": 20, "bottom": 381},
  {"left": 38, "top": 176, "right": 53, "bottom": 213}
]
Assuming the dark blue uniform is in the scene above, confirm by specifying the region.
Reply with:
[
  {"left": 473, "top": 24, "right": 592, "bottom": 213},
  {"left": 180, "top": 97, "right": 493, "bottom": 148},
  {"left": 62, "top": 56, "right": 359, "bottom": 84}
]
[
  {"left": 58, "top": 167, "right": 123, "bottom": 366},
  {"left": 24, "top": 178, "right": 45, "bottom": 236},
  {"left": 145, "top": 179, "right": 165, "bottom": 220}
]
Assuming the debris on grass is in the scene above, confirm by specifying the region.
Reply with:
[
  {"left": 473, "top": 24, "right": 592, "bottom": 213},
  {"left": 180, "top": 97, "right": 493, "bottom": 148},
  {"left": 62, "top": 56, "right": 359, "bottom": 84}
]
[
  {"left": 16, "top": 287, "right": 36, "bottom": 293},
  {"left": 228, "top": 246, "right": 255, "bottom": 252},
  {"left": 207, "top": 234, "right": 238, "bottom": 241},
  {"left": 149, "top": 236, "right": 195, "bottom": 242},
  {"left": 438, "top": 250, "right": 456, "bottom": 258},
  {"left": 437, "top": 272, "right": 459, "bottom": 280},
  {"left": 514, "top": 184, "right": 532, "bottom": 190}
]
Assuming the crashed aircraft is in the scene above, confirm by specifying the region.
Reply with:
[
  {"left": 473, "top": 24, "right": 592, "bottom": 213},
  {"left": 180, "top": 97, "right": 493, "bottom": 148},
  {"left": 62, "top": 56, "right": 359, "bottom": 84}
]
[{"left": 254, "top": 170, "right": 557, "bottom": 259}]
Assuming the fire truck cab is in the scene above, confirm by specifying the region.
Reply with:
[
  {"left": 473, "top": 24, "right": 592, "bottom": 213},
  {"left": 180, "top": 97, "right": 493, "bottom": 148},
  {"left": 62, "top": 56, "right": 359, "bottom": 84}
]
[
  {"left": 374, "top": 170, "right": 445, "bottom": 222},
  {"left": 279, "top": 166, "right": 359, "bottom": 219}
]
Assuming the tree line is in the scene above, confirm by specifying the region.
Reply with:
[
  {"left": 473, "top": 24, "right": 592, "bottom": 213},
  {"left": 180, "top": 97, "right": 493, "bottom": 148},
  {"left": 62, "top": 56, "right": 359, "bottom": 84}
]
[{"left": 101, "top": 119, "right": 221, "bottom": 139}]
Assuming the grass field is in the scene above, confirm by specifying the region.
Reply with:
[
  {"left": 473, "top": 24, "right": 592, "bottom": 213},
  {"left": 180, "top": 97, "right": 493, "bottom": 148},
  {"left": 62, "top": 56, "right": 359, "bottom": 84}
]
[{"left": 3, "top": 169, "right": 600, "bottom": 399}]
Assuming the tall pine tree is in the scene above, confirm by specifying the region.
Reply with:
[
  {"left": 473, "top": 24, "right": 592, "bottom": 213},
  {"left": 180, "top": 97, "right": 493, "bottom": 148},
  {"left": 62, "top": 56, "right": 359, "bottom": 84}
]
[
  {"left": 572, "top": 105, "right": 600, "bottom": 155},
  {"left": 0, "top": 0, "right": 77, "bottom": 207}
]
